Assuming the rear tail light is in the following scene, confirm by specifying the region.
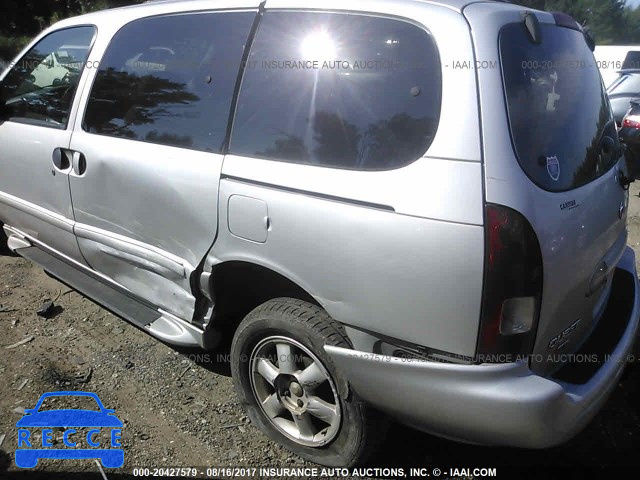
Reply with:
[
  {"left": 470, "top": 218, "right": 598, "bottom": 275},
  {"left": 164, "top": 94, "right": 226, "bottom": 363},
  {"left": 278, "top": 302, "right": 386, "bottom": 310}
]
[
  {"left": 477, "top": 204, "right": 543, "bottom": 363},
  {"left": 622, "top": 114, "right": 640, "bottom": 129}
]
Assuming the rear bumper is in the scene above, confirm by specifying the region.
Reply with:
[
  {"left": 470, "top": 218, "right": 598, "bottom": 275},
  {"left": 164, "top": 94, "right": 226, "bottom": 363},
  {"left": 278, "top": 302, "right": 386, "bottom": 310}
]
[{"left": 325, "top": 246, "right": 640, "bottom": 448}]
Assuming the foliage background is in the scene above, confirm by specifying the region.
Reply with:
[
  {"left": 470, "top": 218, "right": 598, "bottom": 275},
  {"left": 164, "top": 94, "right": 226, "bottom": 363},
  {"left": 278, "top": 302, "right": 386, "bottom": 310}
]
[
  {"left": 1, "top": 0, "right": 640, "bottom": 60},
  {"left": 0, "top": 1, "right": 144, "bottom": 59}
]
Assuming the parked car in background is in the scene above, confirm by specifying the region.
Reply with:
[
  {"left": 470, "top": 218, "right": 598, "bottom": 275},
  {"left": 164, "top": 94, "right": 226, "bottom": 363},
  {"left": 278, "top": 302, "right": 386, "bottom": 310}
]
[
  {"left": 619, "top": 98, "right": 640, "bottom": 178},
  {"left": 595, "top": 45, "right": 640, "bottom": 88},
  {"left": 607, "top": 70, "right": 640, "bottom": 125},
  {"left": 1, "top": 0, "right": 639, "bottom": 468}
]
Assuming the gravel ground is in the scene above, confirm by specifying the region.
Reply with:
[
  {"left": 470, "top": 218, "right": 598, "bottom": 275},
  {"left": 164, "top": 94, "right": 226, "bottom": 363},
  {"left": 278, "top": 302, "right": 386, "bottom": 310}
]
[{"left": 2, "top": 186, "right": 640, "bottom": 479}]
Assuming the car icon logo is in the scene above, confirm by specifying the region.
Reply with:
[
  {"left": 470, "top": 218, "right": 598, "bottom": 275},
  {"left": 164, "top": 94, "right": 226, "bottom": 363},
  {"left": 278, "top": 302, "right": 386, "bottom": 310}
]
[{"left": 15, "top": 391, "right": 124, "bottom": 469}]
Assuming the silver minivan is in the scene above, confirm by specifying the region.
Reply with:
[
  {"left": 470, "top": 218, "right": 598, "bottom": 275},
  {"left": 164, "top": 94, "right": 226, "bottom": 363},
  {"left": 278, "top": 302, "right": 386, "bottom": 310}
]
[{"left": 1, "top": 0, "right": 639, "bottom": 467}]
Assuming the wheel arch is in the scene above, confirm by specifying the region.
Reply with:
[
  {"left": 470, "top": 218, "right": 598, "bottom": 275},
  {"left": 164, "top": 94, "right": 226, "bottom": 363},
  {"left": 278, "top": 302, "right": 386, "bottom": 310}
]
[{"left": 207, "top": 260, "right": 325, "bottom": 339}]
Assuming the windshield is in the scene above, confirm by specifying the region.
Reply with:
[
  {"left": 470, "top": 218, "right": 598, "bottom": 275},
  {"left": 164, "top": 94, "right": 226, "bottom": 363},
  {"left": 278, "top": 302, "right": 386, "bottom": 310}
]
[{"left": 500, "top": 23, "right": 618, "bottom": 192}]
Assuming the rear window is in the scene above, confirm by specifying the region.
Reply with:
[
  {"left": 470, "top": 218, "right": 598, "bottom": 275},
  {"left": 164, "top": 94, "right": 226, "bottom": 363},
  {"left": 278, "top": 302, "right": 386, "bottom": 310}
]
[{"left": 500, "top": 23, "right": 618, "bottom": 192}]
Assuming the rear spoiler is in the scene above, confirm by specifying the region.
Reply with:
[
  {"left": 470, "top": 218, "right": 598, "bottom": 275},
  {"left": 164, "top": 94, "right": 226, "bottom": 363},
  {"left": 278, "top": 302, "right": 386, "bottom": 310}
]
[
  {"left": 551, "top": 11, "right": 596, "bottom": 51},
  {"left": 523, "top": 10, "right": 595, "bottom": 51}
]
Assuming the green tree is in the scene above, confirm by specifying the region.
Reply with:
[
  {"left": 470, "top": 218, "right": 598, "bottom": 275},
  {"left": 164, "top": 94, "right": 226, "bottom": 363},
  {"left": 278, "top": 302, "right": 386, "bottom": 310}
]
[
  {"left": 1, "top": 0, "right": 144, "bottom": 59},
  {"left": 624, "top": 5, "right": 640, "bottom": 43},
  {"left": 1, "top": 1, "right": 144, "bottom": 37}
]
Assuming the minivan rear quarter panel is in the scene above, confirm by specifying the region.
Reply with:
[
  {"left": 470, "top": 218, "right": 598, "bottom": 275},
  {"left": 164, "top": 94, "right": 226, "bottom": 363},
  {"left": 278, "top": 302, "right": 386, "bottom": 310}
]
[{"left": 212, "top": 175, "right": 485, "bottom": 357}]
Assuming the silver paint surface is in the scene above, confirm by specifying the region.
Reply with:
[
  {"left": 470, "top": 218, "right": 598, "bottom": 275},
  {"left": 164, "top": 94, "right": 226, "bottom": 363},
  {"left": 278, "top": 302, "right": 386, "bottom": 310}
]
[{"left": 326, "top": 247, "right": 640, "bottom": 447}]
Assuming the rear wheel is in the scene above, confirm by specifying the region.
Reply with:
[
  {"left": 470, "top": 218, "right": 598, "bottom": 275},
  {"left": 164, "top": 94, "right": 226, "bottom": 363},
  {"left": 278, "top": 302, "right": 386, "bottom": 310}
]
[{"left": 231, "top": 298, "right": 384, "bottom": 467}]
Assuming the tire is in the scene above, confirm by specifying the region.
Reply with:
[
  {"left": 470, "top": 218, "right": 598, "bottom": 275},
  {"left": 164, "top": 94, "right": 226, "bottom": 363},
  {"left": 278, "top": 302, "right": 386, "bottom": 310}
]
[{"left": 231, "top": 298, "right": 385, "bottom": 467}]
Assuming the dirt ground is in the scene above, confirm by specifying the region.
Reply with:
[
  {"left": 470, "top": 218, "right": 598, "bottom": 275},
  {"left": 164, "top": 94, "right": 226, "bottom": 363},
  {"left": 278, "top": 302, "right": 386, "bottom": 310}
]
[{"left": 2, "top": 187, "right": 640, "bottom": 480}]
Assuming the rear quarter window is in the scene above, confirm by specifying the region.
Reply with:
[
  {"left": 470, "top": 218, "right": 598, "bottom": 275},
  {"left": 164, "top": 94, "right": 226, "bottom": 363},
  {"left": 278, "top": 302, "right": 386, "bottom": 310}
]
[
  {"left": 230, "top": 12, "right": 441, "bottom": 170},
  {"left": 500, "top": 22, "right": 618, "bottom": 192}
]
